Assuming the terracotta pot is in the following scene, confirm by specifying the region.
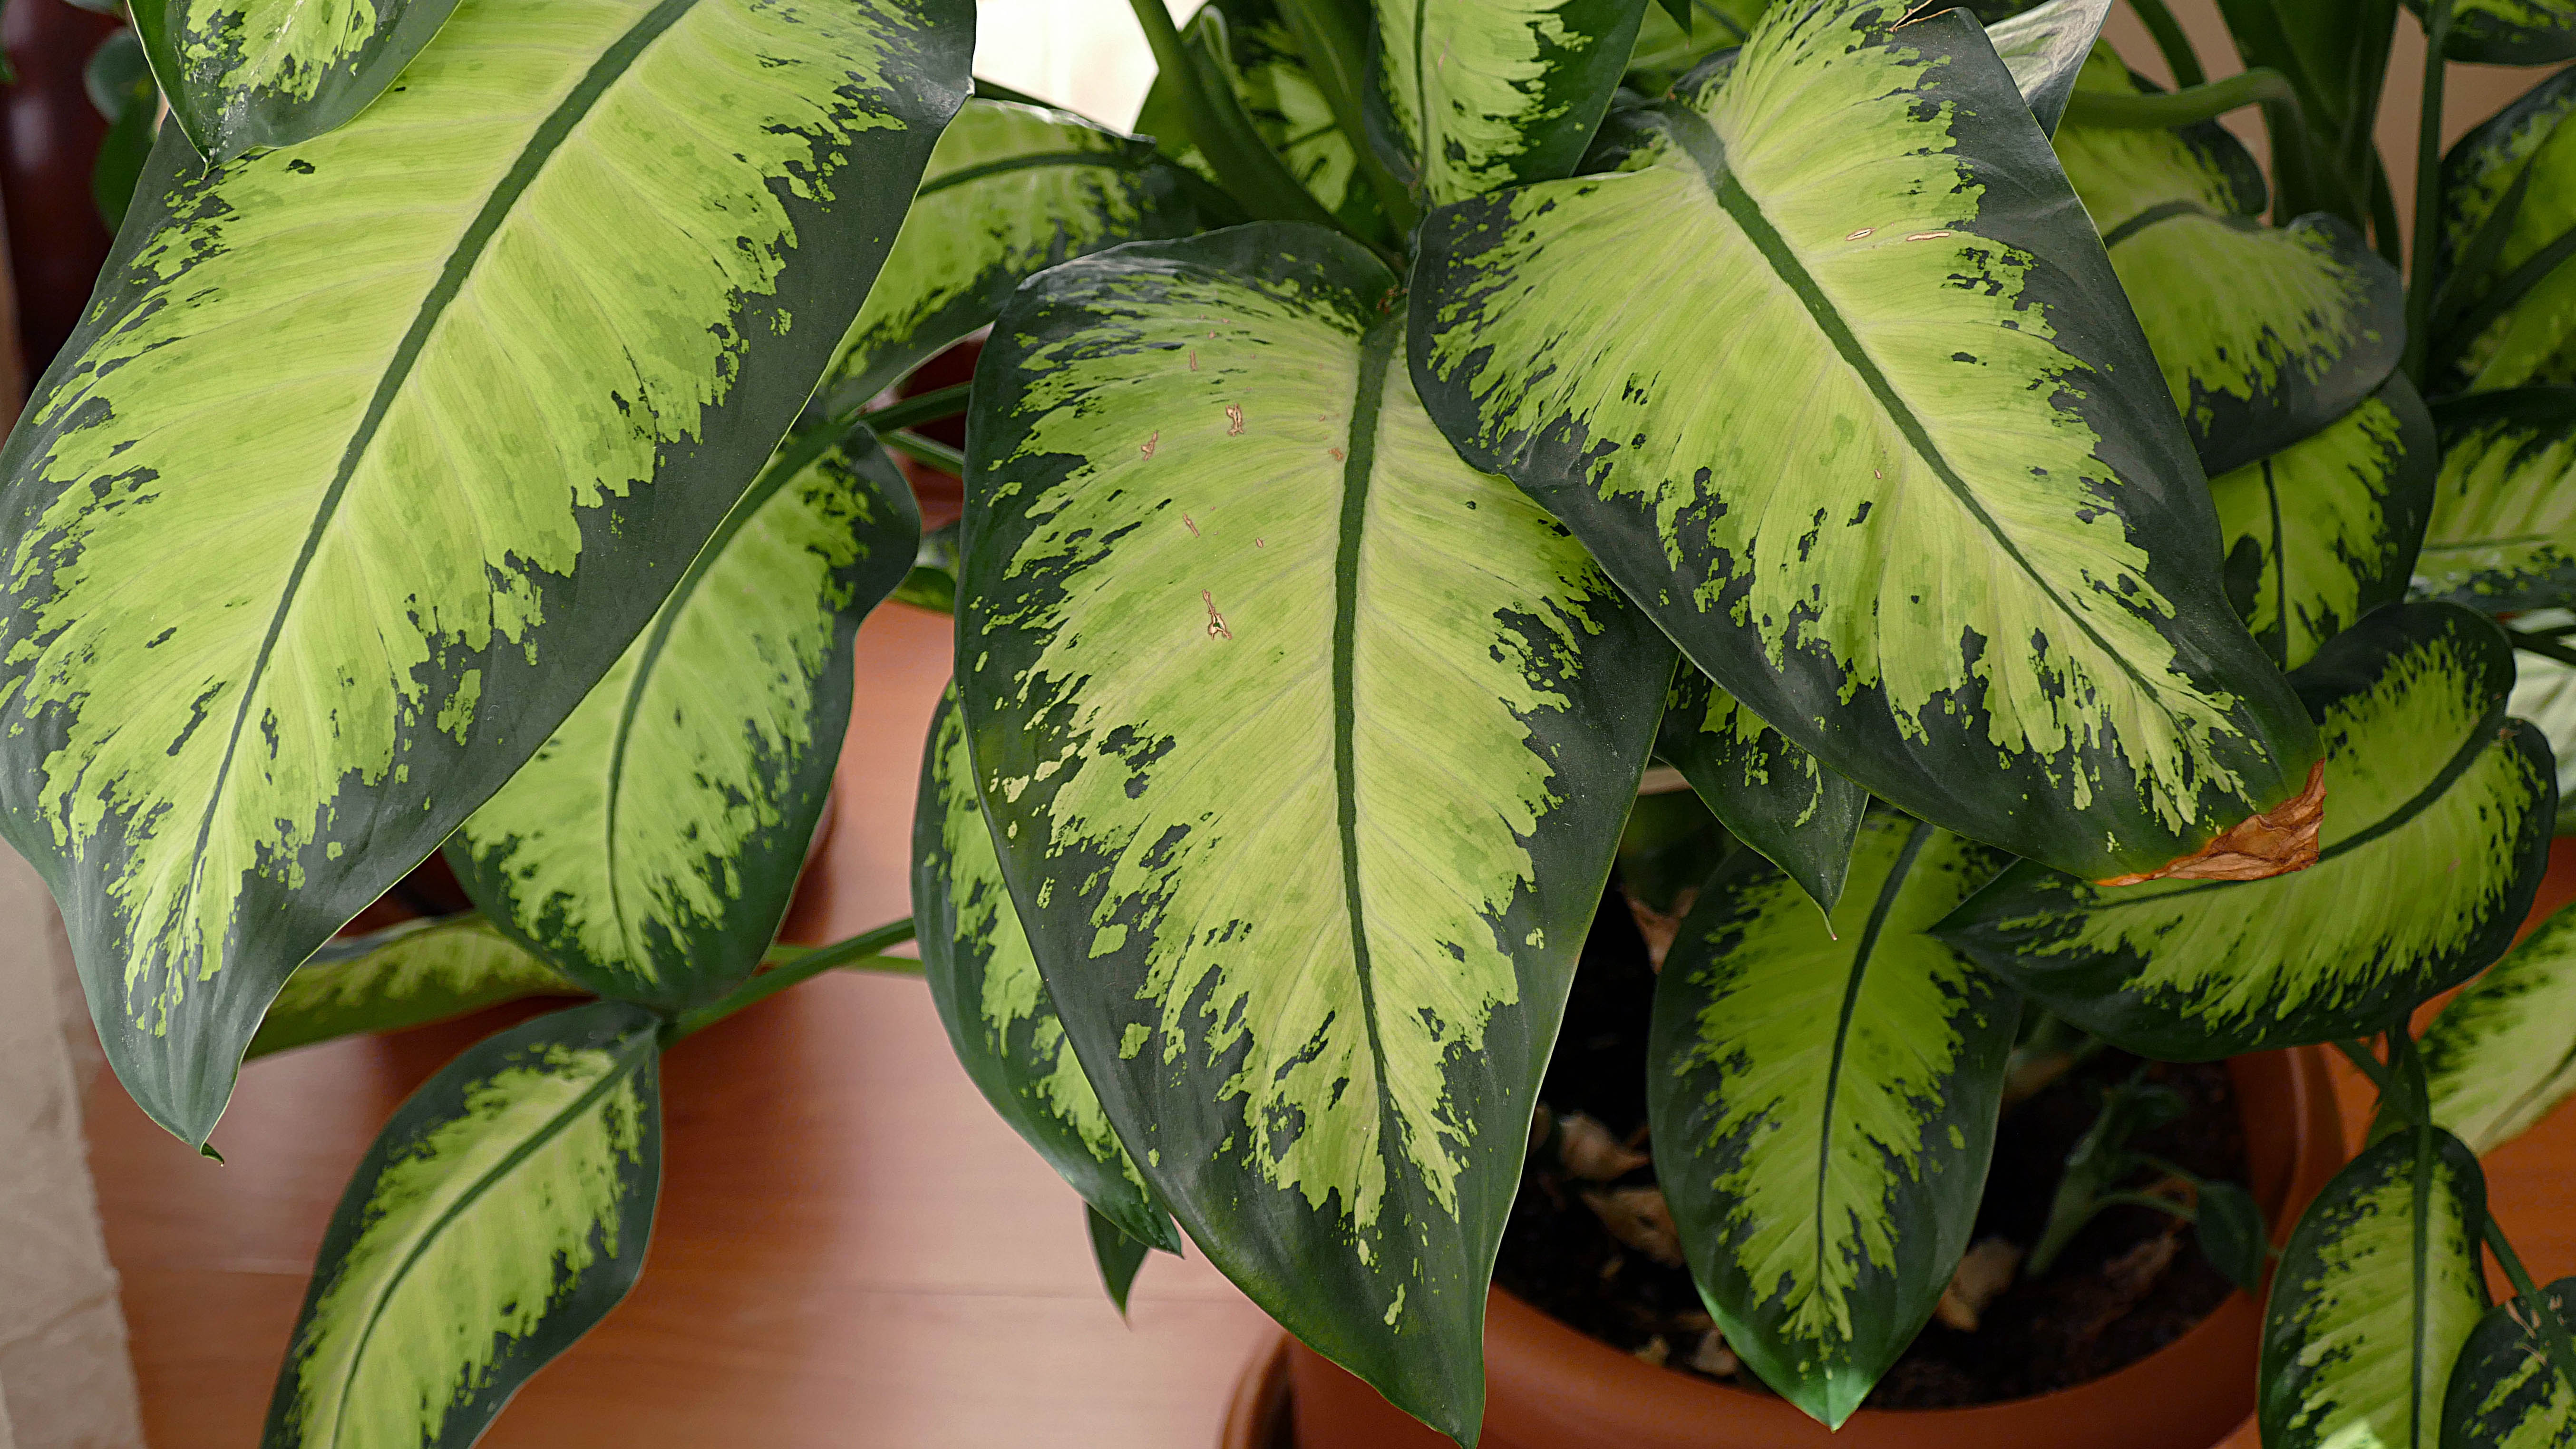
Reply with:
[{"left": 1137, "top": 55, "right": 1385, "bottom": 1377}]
[{"left": 1225, "top": 1046, "right": 2344, "bottom": 1449}]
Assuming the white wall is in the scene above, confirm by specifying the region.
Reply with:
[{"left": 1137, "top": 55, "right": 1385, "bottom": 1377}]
[{"left": 971, "top": 0, "right": 1188, "bottom": 128}]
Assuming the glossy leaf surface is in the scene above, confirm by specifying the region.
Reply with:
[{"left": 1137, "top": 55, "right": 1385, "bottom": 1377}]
[
  {"left": 132, "top": 0, "right": 458, "bottom": 161},
  {"left": 2262, "top": 1128, "right": 2489, "bottom": 1449},
  {"left": 2053, "top": 55, "right": 2405, "bottom": 477},
  {"left": 2444, "top": 1279, "right": 2576, "bottom": 1449},
  {"left": 0, "top": 0, "right": 966, "bottom": 1146},
  {"left": 961, "top": 223, "right": 1673, "bottom": 1441},
  {"left": 1088, "top": 1205, "right": 1155, "bottom": 1318},
  {"left": 449, "top": 431, "right": 918, "bottom": 1010},
  {"left": 1938, "top": 603, "right": 2556, "bottom": 1059},
  {"left": 1624, "top": 1, "right": 1756, "bottom": 92},
  {"left": 1139, "top": 0, "right": 1384, "bottom": 237},
  {"left": 1983, "top": 0, "right": 2114, "bottom": 135},
  {"left": 2435, "top": 68, "right": 2576, "bottom": 392},
  {"left": 262, "top": 1002, "right": 661, "bottom": 1449},
  {"left": 2421, "top": 908, "right": 2576, "bottom": 1155},
  {"left": 914, "top": 685, "right": 1177, "bottom": 1253},
  {"left": 1370, "top": 0, "right": 1650, "bottom": 207},
  {"left": 2208, "top": 376, "right": 2435, "bottom": 671},
  {"left": 1648, "top": 816, "right": 2014, "bottom": 1427},
  {"left": 1411, "top": 0, "right": 2320, "bottom": 885},
  {"left": 815, "top": 95, "right": 1200, "bottom": 416},
  {"left": 2415, "top": 0, "right": 2576, "bottom": 63},
  {"left": 2508, "top": 622, "right": 2576, "bottom": 827},
  {"left": 2418, "top": 389, "right": 2576, "bottom": 613},
  {"left": 1657, "top": 666, "right": 1866, "bottom": 913},
  {"left": 246, "top": 915, "right": 573, "bottom": 1060}
]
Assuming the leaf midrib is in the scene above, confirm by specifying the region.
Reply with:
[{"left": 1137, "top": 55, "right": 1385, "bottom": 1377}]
[
  {"left": 919, "top": 149, "right": 1154, "bottom": 198},
  {"left": 181, "top": 0, "right": 707, "bottom": 986}
]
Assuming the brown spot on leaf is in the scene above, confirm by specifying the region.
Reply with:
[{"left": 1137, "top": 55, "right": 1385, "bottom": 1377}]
[
  {"left": 1202, "top": 590, "right": 1232, "bottom": 640},
  {"left": 1847, "top": 226, "right": 1876, "bottom": 241},
  {"left": 1329, "top": 446, "right": 1346, "bottom": 461},
  {"left": 1140, "top": 431, "right": 1159, "bottom": 459},
  {"left": 1183, "top": 514, "right": 1199, "bottom": 537},
  {"left": 1188, "top": 349, "right": 1199, "bottom": 371},
  {"left": 1226, "top": 403, "right": 1245, "bottom": 436},
  {"left": 1907, "top": 230, "right": 1954, "bottom": 242},
  {"left": 2099, "top": 759, "right": 2326, "bottom": 886}
]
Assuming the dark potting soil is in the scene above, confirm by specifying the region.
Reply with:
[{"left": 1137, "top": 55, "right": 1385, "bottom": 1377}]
[{"left": 1493, "top": 879, "right": 2249, "bottom": 1410}]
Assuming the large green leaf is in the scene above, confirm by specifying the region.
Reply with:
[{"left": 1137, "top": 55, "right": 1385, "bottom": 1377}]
[
  {"left": 1936, "top": 603, "right": 2556, "bottom": 1059},
  {"left": 2052, "top": 53, "right": 2405, "bottom": 477},
  {"left": 959, "top": 222, "right": 1674, "bottom": 1442},
  {"left": 132, "top": 0, "right": 459, "bottom": 161},
  {"left": 1647, "top": 815, "right": 2014, "bottom": 1428},
  {"left": 2412, "top": 0, "right": 2576, "bottom": 63},
  {"left": 2434, "top": 68, "right": 2576, "bottom": 393},
  {"left": 1369, "top": 0, "right": 1650, "bottom": 208},
  {"left": 2417, "top": 389, "right": 2576, "bottom": 613},
  {"left": 2420, "top": 908, "right": 2576, "bottom": 1155},
  {"left": 2209, "top": 376, "right": 2436, "bottom": 672},
  {"left": 2445, "top": 1280, "right": 2576, "bottom": 1448},
  {"left": 2261, "top": 1127, "right": 2489, "bottom": 1449},
  {"left": 262, "top": 1001, "right": 661, "bottom": 1449},
  {"left": 0, "top": 0, "right": 966, "bottom": 1146},
  {"left": 247, "top": 915, "right": 573, "bottom": 1060},
  {"left": 913, "top": 684, "right": 1178, "bottom": 1254},
  {"left": 1410, "top": 0, "right": 2321, "bottom": 886},
  {"left": 447, "top": 429, "right": 918, "bottom": 1010},
  {"left": 1138, "top": 0, "right": 1382, "bottom": 239},
  {"left": 813, "top": 95, "right": 1200, "bottom": 417},
  {"left": 1657, "top": 666, "right": 1866, "bottom": 913}
]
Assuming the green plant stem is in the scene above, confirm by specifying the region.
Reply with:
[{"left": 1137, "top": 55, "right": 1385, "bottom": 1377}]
[
  {"left": 2335, "top": 1035, "right": 2392, "bottom": 1087},
  {"left": 2096, "top": 1189, "right": 2198, "bottom": 1222},
  {"left": 1124, "top": 0, "right": 1340, "bottom": 232},
  {"left": 2406, "top": 0, "right": 2456, "bottom": 383},
  {"left": 2372, "top": 150, "right": 2405, "bottom": 267},
  {"left": 2507, "top": 626, "right": 2576, "bottom": 671},
  {"left": 2060, "top": 68, "right": 2297, "bottom": 130},
  {"left": 667, "top": 918, "right": 921, "bottom": 1043},
  {"left": 864, "top": 381, "right": 972, "bottom": 434},
  {"left": 880, "top": 428, "right": 967, "bottom": 476},
  {"left": 2127, "top": 0, "right": 2205, "bottom": 90}
]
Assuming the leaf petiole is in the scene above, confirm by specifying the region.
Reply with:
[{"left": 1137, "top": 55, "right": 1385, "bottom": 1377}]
[
  {"left": 666, "top": 917, "right": 922, "bottom": 1044},
  {"left": 2060, "top": 68, "right": 2295, "bottom": 129}
]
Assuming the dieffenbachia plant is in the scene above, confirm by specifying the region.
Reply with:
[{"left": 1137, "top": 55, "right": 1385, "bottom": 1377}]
[{"left": 19, "top": 0, "right": 2576, "bottom": 1443}]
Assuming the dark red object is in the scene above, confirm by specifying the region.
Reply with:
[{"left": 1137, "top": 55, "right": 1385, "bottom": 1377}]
[{"left": 0, "top": 0, "right": 121, "bottom": 382}]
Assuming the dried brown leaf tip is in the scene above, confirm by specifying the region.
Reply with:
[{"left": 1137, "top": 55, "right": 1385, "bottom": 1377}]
[
  {"left": 1552, "top": 1111, "right": 1650, "bottom": 1182},
  {"left": 1582, "top": 1186, "right": 1683, "bottom": 1268},
  {"left": 2099, "top": 760, "right": 2325, "bottom": 887},
  {"left": 1933, "top": 1237, "right": 2023, "bottom": 1332}
]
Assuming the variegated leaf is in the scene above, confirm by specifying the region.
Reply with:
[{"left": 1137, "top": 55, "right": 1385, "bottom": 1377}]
[
  {"left": 2508, "top": 618, "right": 2576, "bottom": 826},
  {"left": 1648, "top": 815, "right": 2014, "bottom": 1427},
  {"left": 2053, "top": 51, "right": 2405, "bottom": 477},
  {"left": 1139, "top": 0, "right": 1384, "bottom": 238},
  {"left": 1657, "top": 666, "right": 1866, "bottom": 913},
  {"left": 960, "top": 223, "right": 1673, "bottom": 1442},
  {"left": 448, "top": 431, "right": 918, "bottom": 1010},
  {"left": 2210, "top": 376, "right": 2436, "bottom": 672},
  {"left": 2418, "top": 389, "right": 2576, "bottom": 613},
  {"left": 262, "top": 1002, "right": 661, "bottom": 1449},
  {"left": 2435, "top": 68, "right": 2576, "bottom": 393},
  {"left": 1983, "top": 0, "right": 2114, "bottom": 135},
  {"left": 2444, "top": 1280, "right": 2576, "bottom": 1449},
  {"left": 131, "top": 0, "right": 457, "bottom": 162},
  {"left": 913, "top": 684, "right": 1178, "bottom": 1253},
  {"left": 2412, "top": 0, "right": 2576, "bottom": 64},
  {"left": 2262, "top": 1128, "right": 2489, "bottom": 1449},
  {"left": 2421, "top": 908, "right": 2576, "bottom": 1155},
  {"left": 0, "top": 0, "right": 967, "bottom": 1147},
  {"left": 247, "top": 915, "right": 574, "bottom": 1060},
  {"left": 1410, "top": 0, "right": 2321, "bottom": 886},
  {"left": 1937, "top": 603, "right": 2556, "bottom": 1059},
  {"left": 814, "top": 95, "right": 1200, "bottom": 417},
  {"left": 1624, "top": 0, "right": 1759, "bottom": 93},
  {"left": 1369, "top": 0, "right": 1651, "bottom": 208}
]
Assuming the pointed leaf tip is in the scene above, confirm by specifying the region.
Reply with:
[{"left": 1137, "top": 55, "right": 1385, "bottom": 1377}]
[{"left": 2099, "top": 760, "right": 2325, "bottom": 886}]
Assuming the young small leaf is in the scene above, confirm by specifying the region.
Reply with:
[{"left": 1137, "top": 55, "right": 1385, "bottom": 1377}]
[
  {"left": 1368, "top": 0, "right": 1652, "bottom": 207},
  {"left": 1656, "top": 667, "right": 1866, "bottom": 914},
  {"left": 1088, "top": 1205, "right": 1157, "bottom": 1318},
  {"left": 2432, "top": 67, "right": 2576, "bottom": 390},
  {"left": 2194, "top": 1178, "right": 2267, "bottom": 1292},
  {"left": 2444, "top": 1278, "right": 2576, "bottom": 1448}
]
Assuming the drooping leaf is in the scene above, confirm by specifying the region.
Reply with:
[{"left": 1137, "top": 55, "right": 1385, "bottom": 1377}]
[
  {"left": 2444, "top": 1279, "right": 2576, "bottom": 1449},
  {"left": 2434, "top": 68, "right": 2576, "bottom": 393},
  {"left": 1410, "top": 0, "right": 2322, "bottom": 886},
  {"left": 2052, "top": 53, "right": 2405, "bottom": 477},
  {"left": 1138, "top": 0, "right": 1383, "bottom": 238},
  {"left": 2417, "top": 389, "right": 2576, "bottom": 613},
  {"left": 2261, "top": 1127, "right": 2489, "bottom": 1449},
  {"left": 448, "top": 431, "right": 919, "bottom": 1011},
  {"left": 2420, "top": 907, "right": 2576, "bottom": 1155},
  {"left": 1656, "top": 666, "right": 1866, "bottom": 914},
  {"left": 246, "top": 915, "right": 574, "bottom": 1060},
  {"left": 262, "top": 1002, "right": 662, "bottom": 1449},
  {"left": 1937, "top": 603, "right": 2557, "bottom": 1060},
  {"left": 130, "top": 0, "right": 460, "bottom": 162},
  {"left": 1087, "top": 1205, "right": 1156, "bottom": 1318},
  {"left": 813, "top": 95, "right": 1201, "bottom": 418},
  {"left": 2410, "top": 0, "right": 2576, "bottom": 64},
  {"left": 1982, "top": 0, "right": 2114, "bottom": 136},
  {"left": 0, "top": 0, "right": 967, "bottom": 1146},
  {"left": 1647, "top": 815, "right": 2015, "bottom": 1428},
  {"left": 1368, "top": 0, "right": 1651, "bottom": 208},
  {"left": 2208, "top": 375, "right": 2436, "bottom": 671},
  {"left": 914, "top": 684, "right": 1178, "bottom": 1253},
  {"left": 960, "top": 222, "right": 1674, "bottom": 1442}
]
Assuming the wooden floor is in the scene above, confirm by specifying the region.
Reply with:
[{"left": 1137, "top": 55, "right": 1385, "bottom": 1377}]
[{"left": 85, "top": 603, "right": 2576, "bottom": 1448}]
